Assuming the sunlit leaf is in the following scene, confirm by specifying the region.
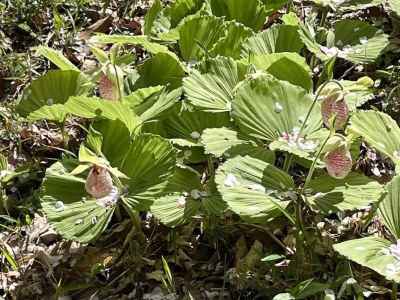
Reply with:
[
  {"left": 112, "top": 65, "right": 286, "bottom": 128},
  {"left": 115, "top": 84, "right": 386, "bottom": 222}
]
[{"left": 334, "top": 236, "right": 400, "bottom": 283}]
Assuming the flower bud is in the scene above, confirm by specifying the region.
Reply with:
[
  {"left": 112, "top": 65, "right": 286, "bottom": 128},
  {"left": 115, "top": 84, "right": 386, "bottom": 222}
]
[
  {"left": 321, "top": 91, "right": 349, "bottom": 130},
  {"left": 85, "top": 165, "right": 114, "bottom": 198},
  {"left": 99, "top": 73, "right": 118, "bottom": 101},
  {"left": 324, "top": 145, "right": 352, "bottom": 179}
]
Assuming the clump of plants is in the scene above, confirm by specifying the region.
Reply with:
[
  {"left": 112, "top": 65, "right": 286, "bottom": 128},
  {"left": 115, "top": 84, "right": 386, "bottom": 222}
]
[{"left": 9, "top": 0, "right": 400, "bottom": 298}]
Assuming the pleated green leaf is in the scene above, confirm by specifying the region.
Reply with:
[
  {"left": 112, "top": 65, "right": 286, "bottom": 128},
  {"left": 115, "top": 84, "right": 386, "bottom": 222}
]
[
  {"left": 179, "top": 15, "right": 225, "bottom": 61},
  {"left": 134, "top": 52, "right": 186, "bottom": 90},
  {"left": 164, "top": 108, "right": 232, "bottom": 146},
  {"left": 183, "top": 57, "right": 248, "bottom": 112},
  {"left": 241, "top": 25, "right": 304, "bottom": 56},
  {"left": 210, "top": 0, "right": 268, "bottom": 30},
  {"left": 334, "top": 236, "right": 400, "bottom": 283},
  {"left": 247, "top": 52, "right": 312, "bottom": 90},
  {"left": 27, "top": 104, "right": 67, "bottom": 123},
  {"left": 210, "top": 21, "right": 253, "bottom": 59},
  {"left": 347, "top": 111, "right": 400, "bottom": 165},
  {"left": 136, "top": 88, "right": 182, "bottom": 123},
  {"left": 334, "top": 20, "right": 389, "bottom": 64},
  {"left": 151, "top": 167, "right": 202, "bottom": 227},
  {"left": 17, "top": 70, "right": 90, "bottom": 117},
  {"left": 379, "top": 176, "right": 400, "bottom": 239},
  {"left": 90, "top": 34, "right": 172, "bottom": 55},
  {"left": 35, "top": 46, "right": 80, "bottom": 72},
  {"left": 232, "top": 76, "right": 322, "bottom": 143},
  {"left": 201, "top": 127, "right": 275, "bottom": 163},
  {"left": 41, "top": 161, "right": 114, "bottom": 243},
  {"left": 64, "top": 96, "right": 140, "bottom": 133},
  {"left": 122, "top": 85, "right": 165, "bottom": 109},
  {"left": 167, "top": 0, "right": 203, "bottom": 27},
  {"left": 307, "top": 173, "right": 383, "bottom": 213},
  {"left": 201, "top": 127, "right": 248, "bottom": 157},
  {"left": 119, "top": 134, "right": 177, "bottom": 211},
  {"left": 215, "top": 155, "right": 294, "bottom": 223}
]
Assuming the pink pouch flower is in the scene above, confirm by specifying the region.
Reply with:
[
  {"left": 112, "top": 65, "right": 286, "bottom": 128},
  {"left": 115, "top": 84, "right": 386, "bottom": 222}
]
[
  {"left": 85, "top": 165, "right": 114, "bottom": 198},
  {"left": 324, "top": 146, "right": 352, "bottom": 179},
  {"left": 321, "top": 92, "right": 349, "bottom": 130}
]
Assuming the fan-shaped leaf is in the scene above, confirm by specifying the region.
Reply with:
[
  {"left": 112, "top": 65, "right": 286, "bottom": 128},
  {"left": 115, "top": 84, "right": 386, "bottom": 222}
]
[
  {"left": 379, "top": 176, "right": 400, "bottom": 239},
  {"left": 183, "top": 57, "right": 248, "bottom": 112},
  {"left": 241, "top": 25, "right": 304, "bottom": 56},
  {"left": 335, "top": 20, "right": 389, "bottom": 64},
  {"left": 90, "top": 34, "right": 172, "bottom": 55},
  {"left": 134, "top": 52, "right": 186, "bottom": 90},
  {"left": 179, "top": 15, "right": 225, "bottom": 61},
  {"left": 64, "top": 96, "right": 140, "bottom": 133},
  {"left": 307, "top": 173, "right": 383, "bottom": 213},
  {"left": 36, "top": 46, "right": 79, "bottom": 71},
  {"left": 119, "top": 134, "right": 177, "bottom": 211},
  {"left": 41, "top": 161, "right": 114, "bottom": 243},
  {"left": 347, "top": 111, "right": 400, "bottom": 165},
  {"left": 210, "top": 0, "right": 268, "bottom": 30},
  {"left": 246, "top": 52, "right": 312, "bottom": 90},
  {"left": 232, "top": 76, "right": 322, "bottom": 143},
  {"left": 151, "top": 167, "right": 202, "bottom": 226},
  {"left": 27, "top": 104, "right": 67, "bottom": 123},
  {"left": 17, "top": 70, "right": 90, "bottom": 117},
  {"left": 215, "top": 155, "right": 294, "bottom": 223},
  {"left": 334, "top": 236, "right": 400, "bottom": 283},
  {"left": 210, "top": 21, "right": 254, "bottom": 59}
]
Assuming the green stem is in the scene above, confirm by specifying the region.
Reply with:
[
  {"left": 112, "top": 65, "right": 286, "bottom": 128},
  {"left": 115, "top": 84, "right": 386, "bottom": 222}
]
[
  {"left": 320, "top": 8, "right": 328, "bottom": 28},
  {"left": 295, "top": 199, "right": 305, "bottom": 280},
  {"left": 393, "top": 282, "right": 398, "bottom": 300},
  {"left": 302, "top": 130, "right": 332, "bottom": 192},
  {"left": 297, "top": 80, "right": 343, "bottom": 140}
]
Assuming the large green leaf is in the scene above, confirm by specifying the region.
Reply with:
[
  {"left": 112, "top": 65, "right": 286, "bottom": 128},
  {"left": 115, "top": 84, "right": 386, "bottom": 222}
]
[
  {"left": 201, "top": 127, "right": 275, "bottom": 163},
  {"left": 210, "top": 21, "right": 254, "bottom": 59},
  {"left": 340, "top": 79, "right": 375, "bottom": 110},
  {"left": 64, "top": 96, "right": 140, "bottom": 133},
  {"left": 210, "top": 0, "right": 268, "bottom": 30},
  {"left": 307, "top": 173, "right": 384, "bottom": 213},
  {"left": 246, "top": 52, "right": 312, "bottom": 91},
  {"left": 36, "top": 46, "right": 80, "bottom": 72},
  {"left": 27, "top": 104, "right": 67, "bottom": 123},
  {"left": 179, "top": 15, "right": 225, "bottom": 61},
  {"left": 183, "top": 57, "right": 248, "bottom": 112},
  {"left": 41, "top": 161, "right": 115, "bottom": 243},
  {"left": 241, "top": 25, "right": 304, "bottom": 56},
  {"left": 122, "top": 86, "right": 165, "bottom": 109},
  {"left": 17, "top": 70, "right": 90, "bottom": 117},
  {"left": 119, "top": 134, "right": 177, "bottom": 211},
  {"left": 136, "top": 88, "right": 182, "bottom": 123},
  {"left": 334, "top": 236, "right": 400, "bottom": 283},
  {"left": 201, "top": 127, "right": 248, "bottom": 157},
  {"left": 151, "top": 167, "right": 202, "bottom": 227},
  {"left": 134, "top": 52, "right": 186, "bottom": 90},
  {"left": 90, "top": 34, "right": 172, "bottom": 55},
  {"left": 334, "top": 20, "right": 389, "bottom": 64},
  {"left": 164, "top": 108, "right": 231, "bottom": 146},
  {"left": 215, "top": 155, "right": 294, "bottom": 223},
  {"left": 144, "top": 0, "right": 163, "bottom": 35},
  {"left": 379, "top": 176, "right": 400, "bottom": 239},
  {"left": 347, "top": 111, "right": 400, "bottom": 165},
  {"left": 167, "top": 0, "right": 203, "bottom": 27},
  {"left": 232, "top": 76, "right": 322, "bottom": 143}
]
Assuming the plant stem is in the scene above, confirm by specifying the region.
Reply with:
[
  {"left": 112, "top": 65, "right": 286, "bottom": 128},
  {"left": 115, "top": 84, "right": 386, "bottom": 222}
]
[
  {"left": 302, "top": 130, "right": 332, "bottom": 192},
  {"left": 295, "top": 199, "right": 305, "bottom": 280},
  {"left": 393, "top": 282, "right": 398, "bottom": 300}
]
